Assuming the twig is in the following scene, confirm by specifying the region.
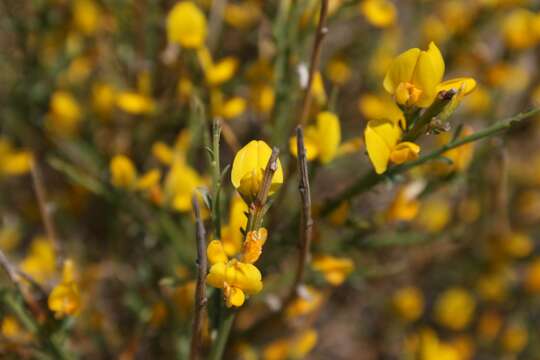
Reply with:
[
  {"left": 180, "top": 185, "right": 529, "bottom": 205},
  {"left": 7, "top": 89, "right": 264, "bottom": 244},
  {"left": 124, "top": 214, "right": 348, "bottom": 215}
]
[
  {"left": 299, "top": 0, "right": 329, "bottom": 126},
  {"left": 30, "top": 159, "right": 63, "bottom": 269},
  {"left": 321, "top": 107, "right": 540, "bottom": 215},
  {"left": 0, "top": 249, "right": 22, "bottom": 290},
  {"left": 210, "top": 118, "right": 223, "bottom": 240},
  {"left": 190, "top": 195, "right": 208, "bottom": 360},
  {"left": 287, "top": 127, "right": 313, "bottom": 302},
  {"left": 254, "top": 148, "right": 280, "bottom": 209}
]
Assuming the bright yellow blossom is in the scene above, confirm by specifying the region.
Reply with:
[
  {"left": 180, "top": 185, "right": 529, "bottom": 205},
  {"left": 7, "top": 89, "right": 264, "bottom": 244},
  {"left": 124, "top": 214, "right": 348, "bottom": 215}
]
[
  {"left": 221, "top": 194, "right": 249, "bottom": 256},
  {"left": 46, "top": 91, "right": 82, "bottom": 137},
  {"left": 290, "top": 112, "right": 341, "bottom": 164},
  {"left": 20, "top": 236, "right": 56, "bottom": 285},
  {"left": 206, "top": 240, "right": 263, "bottom": 308},
  {"left": 231, "top": 140, "right": 283, "bottom": 203},
  {"left": 241, "top": 228, "right": 267, "bottom": 264},
  {"left": 164, "top": 159, "right": 204, "bottom": 212},
  {"left": 364, "top": 119, "right": 420, "bottom": 174},
  {"left": 383, "top": 42, "right": 445, "bottom": 108},
  {"left": 72, "top": 0, "right": 100, "bottom": 35},
  {"left": 167, "top": 2, "right": 207, "bottom": 49}
]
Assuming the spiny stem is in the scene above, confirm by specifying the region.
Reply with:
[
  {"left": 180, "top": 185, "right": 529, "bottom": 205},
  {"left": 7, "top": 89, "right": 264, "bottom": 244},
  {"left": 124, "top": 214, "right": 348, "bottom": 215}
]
[
  {"left": 322, "top": 107, "right": 540, "bottom": 215},
  {"left": 211, "top": 118, "right": 222, "bottom": 239},
  {"left": 299, "top": 0, "right": 329, "bottom": 126},
  {"left": 190, "top": 195, "right": 208, "bottom": 360}
]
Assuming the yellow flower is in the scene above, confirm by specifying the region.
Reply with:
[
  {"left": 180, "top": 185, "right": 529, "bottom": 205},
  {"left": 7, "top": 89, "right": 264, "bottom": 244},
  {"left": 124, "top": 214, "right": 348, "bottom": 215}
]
[
  {"left": 0, "top": 138, "right": 33, "bottom": 177},
  {"left": 360, "top": 0, "right": 397, "bottom": 28},
  {"left": 46, "top": 91, "right": 82, "bottom": 137},
  {"left": 312, "top": 255, "right": 354, "bottom": 286},
  {"left": 326, "top": 58, "right": 351, "bottom": 86},
  {"left": 290, "top": 112, "right": 341, "bottom": 164},
  {"left": 20, "top": 236, "right": 56, "bottom": 285},
  {"left": 135, "top": 169, "right": 161, "bottom": 191},
  {"left": 263, "top": 329, "right": 318, "bottom": 360},
  {"left": 502, "top": 231, "right": 533, "bottom": 258},
  {"left": 164, "top": 159, "right": 204, "bottom": 212},
  {"left": 364, "top": 119, "right": 420, "bottom": 174},
  {"left": 204, "top": 56, "right": 238, "bottom": 87},
  {"left": 477, "top": 310, "right": 502, "bottom": 341},
  {"left": 110, "top": 155, "right": 137, "bottom": 189},
  {"left": 250, "top": 84, "right": 275, "bottom": 114},
  {"left": 220, "top": 96, "right": 246, "bottom": 120},
  {"left": 502, "top": 9, "right": 540, "bottom": 50},
  {"left": 167, "top": 2, "right": 207, "bottom": 49},
  {"left": 206, "top": 240, "right": 263, "bottom": 308},
  {"left": 92, "top": 83, "right": 117, "bottom": 118},
  {"left": 231, "top": 140, "right": 283, "bottom": 203},
  {"left": 417, "top": 328, "right": 461, "bottom": 360},
  {"left": 224, "top": 1, "right": 261, "bottom": 29},
  {"left": 416, "top": 197, "right": 451, "bottom": 232},
  {"left": 285, "top": 287, "right": 324, "bottom": 319},
  {"left": 221, "top": 194, "right": 249, "bottom": 256},
  {"left": 48, "top": 259, "right": 81, "bottom": 318},
  {"left": 383, "top": 42, "right": 444, "bottom": 108},
  {"left": 431, "top": 126, "right": 475, "bottom": 174},
  {"left": 358, "top": 93, "right": 405, "bottom": 124},
  {"left": 115, "top": 91, "right": 155, "bottom": 115},
  {"left": 434, "top": 287, "right": 475, "bottom": 331},
  {"left": 241, "top": 228, "right": 267, "bottom": 264},
  {"left": 386, "top": 182, "right": 424, "bottom": 222},
  {"left": 72, "top": 0, "right": 100, "bottom": 35},
  {"left": 392, "top": 286, "right": 424, "bottom": 322}
]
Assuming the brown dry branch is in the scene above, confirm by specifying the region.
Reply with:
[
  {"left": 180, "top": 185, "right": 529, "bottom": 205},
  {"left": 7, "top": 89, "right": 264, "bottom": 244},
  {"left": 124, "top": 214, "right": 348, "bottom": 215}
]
[
  {"left": 189, "top": 195, "right": 208, "bottom": 360},
  {"left": 299, "top": 0, "right": 329, "bottom": 126}
]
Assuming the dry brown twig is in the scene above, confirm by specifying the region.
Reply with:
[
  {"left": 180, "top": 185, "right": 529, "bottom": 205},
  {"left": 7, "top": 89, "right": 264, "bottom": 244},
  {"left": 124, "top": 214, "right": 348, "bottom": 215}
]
[
  {"left": 189, "top": 195, "right": 208, "bottom": 360},
  {"left": 30, "top": 159, "right": 63, "bottom": 270},
  {"left": 299, "top": 0, "right": 329, "bottom": 126},
  {"left": 288, "top": 126, "right": 313, "bottom": 302}
]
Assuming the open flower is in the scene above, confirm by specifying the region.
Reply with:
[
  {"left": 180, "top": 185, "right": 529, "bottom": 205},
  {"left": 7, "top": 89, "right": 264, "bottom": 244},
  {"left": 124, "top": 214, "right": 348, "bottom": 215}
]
[
  {"left": 312, "top": 255, "right": 354, "bottom": 286},
  {"left": 364, "top": 119, "right": 420, "bottom": 174},
  {"left": 383, "top": 42, "right": 444, "bottom": 108},
  {"left": 166, "top": 2, "right": 207, "bottom": 49},
  {"left": 206, "top": 240, "right": 263, "bottom": 307},
  {"left": 231, "top": 140, "right": 283, "bottom": 204},
  {"left": 290, "top": 111, "right": 341, "bottom": 164}
]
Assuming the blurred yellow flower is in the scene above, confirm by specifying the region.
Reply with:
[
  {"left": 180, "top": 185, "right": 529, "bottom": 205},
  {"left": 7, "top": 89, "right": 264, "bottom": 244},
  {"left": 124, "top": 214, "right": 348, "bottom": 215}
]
[
  {"left": 416, "top": 197, "right": 451, "bottom": 232},
  {"left": 20, "top": 236, "right": 56, "bottom": 285},
  {"left": 263, "top": 329, "right": 318, "bottom": 360},
  {"left": 48, "top": 259, "right": 81, "bottom": 318},
  {"left": 231, "top": 140, "right": 283, "bottom": 204},
  {"left": 392, "top": 286, "right": 424, "bottom": 322},
  {"left": 167, "top": 2, "right": 207, "bottom": 49},
  {"left": 501, "top": 324, "right": 528, "bottom": 353},
  {"left": 46, "top": 91, "right": 82, "bottom": 137},
  {"left": 312, "top": 255, "right": 354, "bottom": 286},
  {"left": 0, "top": 138, "right": 33, "bottom": 177},
  {"left": 220, "top": 96, "right": 246, "bottom": 120},
  {"left": 386, "top": 182, "right": 424, "bottom": 222},
  {"left": 224, "top": 1, "right": 261, "bottom": 29},
  {"left": 290, "top": 112, "right": 341, "bottom": 164},
  {"left": 72, "top": 0, "right": 100, "bottom": 35},
  {"left": 434, "top": 287, "right": 475, "bottom": 331},
  {"left": 110, "top": 155, "right": 137, "bottom": 189},
  {"left": 115, "top": 91, "right": 155, "bottom": 115},
  {"left": 164, "top": 159, "right": 204, "bottom": 212},
  {"left": 477, "top": 310, "right": 502, "bottom": 341},
  {"left": 285, "top": 287, "right": 324, "bottom": 319},
  {"left": 326, "top": 58, "right": 352, "bottom": 86},
  {"left": 360, "top": 0, "right": 397, "bottom": 28},
  {"left": 502, "top": 9, "right": 540, "bottom": 49},
  {"left": 417, "top": 328, "right": 462, "bottom": 360},
  {"left": 92, "top": 83, "right": 117, "bottom": 118}
]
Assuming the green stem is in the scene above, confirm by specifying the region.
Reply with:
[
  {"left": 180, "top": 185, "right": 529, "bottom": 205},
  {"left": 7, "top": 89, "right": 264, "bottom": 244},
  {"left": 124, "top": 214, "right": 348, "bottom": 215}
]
[
  {"left": 322, "top": 107, "right": 540, "bottom": 215},
  {"left": 208, "top": 310, "right": 236, "bottom": 360},
  {"left": 211, "top": 119, "right": 222, "bottom": 239}
]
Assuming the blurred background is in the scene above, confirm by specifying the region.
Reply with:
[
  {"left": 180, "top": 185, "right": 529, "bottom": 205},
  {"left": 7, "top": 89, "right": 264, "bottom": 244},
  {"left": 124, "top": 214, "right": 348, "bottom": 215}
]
[{"left": 1, "top": 0, "right": 540, "bottom": 359}]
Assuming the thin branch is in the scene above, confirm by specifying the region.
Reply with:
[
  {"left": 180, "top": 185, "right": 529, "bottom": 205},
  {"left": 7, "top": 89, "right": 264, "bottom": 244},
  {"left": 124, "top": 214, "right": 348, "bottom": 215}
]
[
  {"left": 0, "top": 250, "right": 47, "bottom": 306},
  {"left": 299, "top": 0, "right": 329, "bottom": 126},
  {"left": 0, "top": 249, "right": 22, "bottom": 289},
  {"left": 321, "top": 107, "right": 540, "bottom": 215},
  {"left": 254, "top": 148, "right": 280, "bottom": 209},
  {"left": 287, "top": 127, "right": 313, "bottom": 301},
  {"left": 30, "top": 159, "right": 63, "bottom": 269},
  {"left": 190, "top": 195, "right": 208, "bottom": 360}
]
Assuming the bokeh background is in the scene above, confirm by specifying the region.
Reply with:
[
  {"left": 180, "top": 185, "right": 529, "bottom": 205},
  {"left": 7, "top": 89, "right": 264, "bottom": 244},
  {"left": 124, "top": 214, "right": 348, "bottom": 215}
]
[{"left": 1, "top": 0, "right": 540, "bottom": 359}]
